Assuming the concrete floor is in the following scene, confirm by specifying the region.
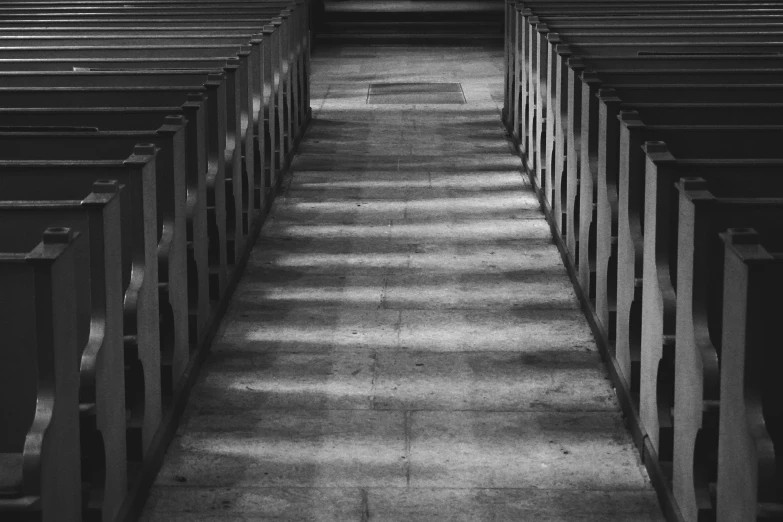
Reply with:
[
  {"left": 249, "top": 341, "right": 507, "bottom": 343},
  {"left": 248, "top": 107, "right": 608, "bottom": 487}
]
[{"left": 140, "top": 45, "right": 666, "bottom": 521}]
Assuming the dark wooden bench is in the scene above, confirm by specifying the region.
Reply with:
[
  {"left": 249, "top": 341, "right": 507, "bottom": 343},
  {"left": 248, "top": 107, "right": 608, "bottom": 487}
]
[
  {"left": 0, "top": 53, "right": 249, "bottom": 232},
  {"left": 541, "top": 54, "right": 783, "bottom": 214},
  {"left": 565, "top": 79, "right": 783, "bottom": 310},
  {"left": 517, "top": 50, "right": 783, "bottom": 195},
  {"left": 528, "top": 65, "right": 783, "bottom": 353},
  {"left": 0, "top": 33, "right": 274, "bottom": 195},
  {"left": 591, "top": 97, "right": 783, "bottom": 375},
  {"left": 0, "top": 227, "right": 82, "bottom": 521},
  {"left": 561, "top": 65, "right": 783, "bottom": 244},
  {"left": 638, "top": 153, "right": 783, "bottom": 520},
  {"left": 532, "top": 31, "right": 783, "bottom": 178},
  {"left": 0, "top": 11, "right": 313, "bottom": 171},
  {"left": 0, "top": 148, "right": 164, "bottom": 478},
  {"left": 717, "top": 228, "right": 783, "bottom": 522},
  {"left": 0, "top": 5, "right": 312, "bottom": 275},
  {"left": 0, "top": 1, "right": 312, "bottom": 520},
  {"left": 616, "top": 121, "right": 783, "bottom": 522},
  {"left": 0, "top": 0, "right": 313, "bottom": 245},
  {"left": 0, "top": 103, "right": 214, "bottom": 337},
  {"left": 641, "top": 151, "right": 783, "bottom": 511},
  {"left": 0, "top": 2, "right": 313, "bottom": 154},
  {"left": 0, "top": 72, "right": 235, "bottom": 300},
  {"left": 670, "top": 180, "right": 783, "bottom": 521},
  {"left": 504, "top": 0, "right": 783, "bottom": 114},
  {"left": 0, "top": 83, "right": 239, "bottom": 292},
  {"left": 564, "top": 70, "right": 783, "bottom": 326},
  {"left": 508, "top": 8, "right": 783, "bottom": 147},
  {"left": 0, "top": 57, "right": 267, "bottom": 271},
  {"left": 516, "top": 49, "right": 783, "bottom": 166},
  {"left": 0, "top": 182, "right": 126, "bottom": 522},
  {"left": 0, "top": 125, "right": 191, "bottom": 406},
  {"left": 0, "top": 15, "right": 309, "bottom": 159},
  {"left": 503, "top": 3, "right": 783, "bottom": 522},
  {"left": 0, "top": 35, "right": 305, "bottom": 227},
  {"left": 503, "top": 1, "right": 783, "bottom": 127},
  {"left": 609, "top": 121, "right": 783, "bottom": 404}
]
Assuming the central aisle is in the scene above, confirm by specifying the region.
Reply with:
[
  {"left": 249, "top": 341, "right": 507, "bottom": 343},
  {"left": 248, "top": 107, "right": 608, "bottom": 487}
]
[{"left": 141, "top": 45, "right": 665, "bottom": 521}]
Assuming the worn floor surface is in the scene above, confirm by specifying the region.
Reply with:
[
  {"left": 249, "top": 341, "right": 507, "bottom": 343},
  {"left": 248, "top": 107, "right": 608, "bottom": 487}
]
[{"left": 140, "top": 45, "right": 665, "bottom": 521}]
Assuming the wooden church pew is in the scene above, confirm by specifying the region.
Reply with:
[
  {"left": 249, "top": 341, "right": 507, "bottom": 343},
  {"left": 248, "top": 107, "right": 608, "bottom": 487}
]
[
  {"left": 611, "top": 121, "right": 783, "bottom": 420},
  {"left": 0, "top": 36, "right": 301, "bottom": 222},
  {"left": 562, "top": 70, "right": 783, "bottom": 327},
  {"left": 0, "top": 62, "right": 245, "bottom": 249},
  {"left": 532, "top": 33, "right": 783, "bottom": 194},
  {"left": 504, "top": 2, "right": 783, "bottom": 521},
  {"left": 717, "top": 228, "right": 783, "bottom": 522},
  {"left": 0, "top": 104, "right": 215, "bottom": 329},
  {"left": 592, "top": 98, "right": 783, "bottom": 355},
  {"left": 672, "top": 181, "right": 783, "bottom": 521},
  {"left": 0, "top": 2, "right": 312, "bottom": 153},
  {"left": 548, "top": 79, "right": 783, "bottom": 346},
  {"left": 0, "top": 183, "right": 126, "bottom": 522},
  {"left": 0, "top": 1, "right": 309, "bottom": 519},
  {"left": 0, "top": 125, "right": 190, "bottom": 404},
  {"left": 0, "top": 83, "right": 241, "bottom": 272},
  {"left": 0, "top": 68, "right": 242, "bottom": 264},
  {"left": 637, "top": 156, "right": 783, "bottom": 520},
  {"left": 0, "top": 227, "right": 82, "bottom": 521},
  {"left": 504, "top": 1, "right": 783, "bottom": 136},
  {"left": 0, "top": 148, "right": 163, "bottom": 475},
  {"left": 510, "top": 8, "right": 783, "bottom": 162}
]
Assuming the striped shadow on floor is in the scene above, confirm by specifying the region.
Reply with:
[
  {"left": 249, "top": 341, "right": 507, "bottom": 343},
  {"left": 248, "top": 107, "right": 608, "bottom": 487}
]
[{"left": 367, "top": 82, "right": 466, "bottom": 104}]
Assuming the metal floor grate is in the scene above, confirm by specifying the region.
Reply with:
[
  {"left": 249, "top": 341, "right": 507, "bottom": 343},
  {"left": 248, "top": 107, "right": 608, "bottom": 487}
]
[{"left": 367, "top": 82, "right": 466, "bottom": 104}]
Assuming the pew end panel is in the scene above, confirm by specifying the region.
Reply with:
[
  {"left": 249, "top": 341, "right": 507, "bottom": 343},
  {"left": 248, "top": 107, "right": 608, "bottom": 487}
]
[
  {"left": 0, "top": 228, "right": 82, "bottom": 521},
  {"left": 717, "top": 229, "right": 783, "bottom": 522},
  {"left": 676, "top": 182, "right": 783, "bottom": 522}
]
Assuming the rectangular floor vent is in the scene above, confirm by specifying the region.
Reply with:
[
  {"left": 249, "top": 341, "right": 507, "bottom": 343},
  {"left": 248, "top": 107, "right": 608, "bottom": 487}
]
[{"left": 367, "top": 82, "right": 466, "bottom": 104}]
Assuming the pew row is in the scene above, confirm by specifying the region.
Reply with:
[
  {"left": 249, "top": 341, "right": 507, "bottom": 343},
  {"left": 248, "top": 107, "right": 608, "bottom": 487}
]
[
  {"left": 0, "top": 228, "right": 82, "bottom": 520},
  {"left": 0, "top": 0, "right": 312, "bottom": 519},
  {"left": 503, "top": 2, "right": 783, "bottom": 521}
]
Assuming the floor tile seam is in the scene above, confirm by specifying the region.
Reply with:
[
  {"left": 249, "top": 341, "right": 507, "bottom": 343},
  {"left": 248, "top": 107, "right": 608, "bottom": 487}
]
[
  {"left": 257, "top": 233, "right": 553, "bottom": 238},
  {"left": 196, "top": 374, "right": 611, "bottom": 382},
  {"left": 369, "top": 351, "right": 378, "bottom": 409},
  {"left": 359, "top": 488, "right": 370, "bottom": 522},
  {"left": 259, "top": 234, "right": 557, "bottom": 240},
  {"left": 185, "top": 409, "right": 625, "bottom": 417},
  {"left": 240, "top": 268, "right": 569, "bottom": 274},
  {"left": 204, "top": 345, "right": 601, "bottom": 354},
  {"left": 224, "top": 306, "right": 583, "bottom": 312},
  {"left": 181, "top": 408, "right": 624, "bottom": 415},
  {"left": 285, "top": 166, "right": 524, "bottom": 171},
  {"left": 292, "top": 152, "right": 518, "bottom": 156},
  {"left": 291, "top": 158, "right": 516, "bottom": 162},
  {"left": 265, "top": 217, "right": 550, "bottom": 223},
  {"left": 203, "top": 349, "right": 597, "bottom": 356},
  {"left": 279, "top": 179, "right": 532, "bottom": 199},
  {"left": 237, "top": 279, "right": 571, "bottom": 285},
  {"left": 250, "top": 241, "right": 557, "bottom": 248},
  {"left": 237, "top": 274, "right": 572, "bottom": 280},
  {"left": 254, "top": 239, "right": 554, "bottom": 245},
  {"left": 147, "top": 485, "right": 656, "bottom": 492},
  {"left": 403, "top": 411, "right": 412, "bottom": 486},
  {"left": 148, "top": 485, "right": 656, "bottom": 495},
  {"left": 219, "top": 305, "right": 586, "bottom": 312}
]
